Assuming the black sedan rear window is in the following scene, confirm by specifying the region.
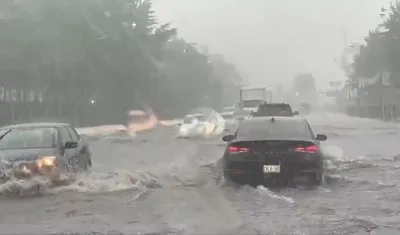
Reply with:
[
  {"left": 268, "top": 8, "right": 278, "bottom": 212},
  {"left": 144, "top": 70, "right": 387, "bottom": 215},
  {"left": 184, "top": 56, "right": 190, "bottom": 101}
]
[
  {"left": 237, "top": 120, "right": 309, "bottom": 139},
  {"left": 256, "top": 104, "right": 293, "bottom": 116}
]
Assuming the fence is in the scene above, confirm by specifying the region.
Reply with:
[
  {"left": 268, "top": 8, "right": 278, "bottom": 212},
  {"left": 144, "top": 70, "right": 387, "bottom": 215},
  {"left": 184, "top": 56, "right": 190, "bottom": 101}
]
[
  {"left": 0, "top": 84, "right": 129, "bottom": 127},
  {"left": 0, "top": 100, "right": 99, "bottom": 127}
]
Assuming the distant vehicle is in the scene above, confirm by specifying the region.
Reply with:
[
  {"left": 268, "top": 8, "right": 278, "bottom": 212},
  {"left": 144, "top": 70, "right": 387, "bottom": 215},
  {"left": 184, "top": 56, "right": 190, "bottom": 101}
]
[
  {"left": 0, "top": 122, "right": 92, "bottom": 184},
  {"left": 176, "top": 114, "right": 208, "bottom": 139},
  {"left": 221, "top": 106, "right": 236, "bottom": 113},
  {"left": 299, "top": 101, "right": 311, "bottom": 115},
  {"left": 239, "top": 87, "right": 272, "bottom": 112},
  {"left": 219, "top": 116, "right": 327, "bottom": 186},
  {"left": 233, "top": 109, "right": 252, "bottom": 121},
  {"left": 292, "top": 73, "right": 318, "bottom": 104},
  {"left": 252, "top": 103, "right": 298, "bottom": 117}
]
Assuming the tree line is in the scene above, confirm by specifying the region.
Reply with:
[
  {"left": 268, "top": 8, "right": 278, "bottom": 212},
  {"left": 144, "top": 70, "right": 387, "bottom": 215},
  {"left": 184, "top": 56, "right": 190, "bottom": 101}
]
[
  {"left": 350, "top": 2, "right": 400, "bottom": 119},
  {"left": 353, "top": 2, "right": 400, "bottom": 85},
  {"left": 354, "top": 2, "right": 400, "bottom": 87},
  {"left": 0, "top": 0, "right": 242, "bottom": 126}
]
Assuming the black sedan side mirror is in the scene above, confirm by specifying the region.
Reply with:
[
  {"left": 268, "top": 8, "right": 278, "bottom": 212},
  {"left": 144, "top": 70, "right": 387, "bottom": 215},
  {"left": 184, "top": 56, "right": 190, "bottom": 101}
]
[
  {"left": 222, "top": 134, "right": 234, "bottom": 142},
  {"left": 316, "top": 134, "right": 327, "bottom": 141},
  {"left": 293, "top": 111, "right": 299, "bottom": 115},
  {"left": 64, "top": 141, "right": 78, "bottom": 149}
]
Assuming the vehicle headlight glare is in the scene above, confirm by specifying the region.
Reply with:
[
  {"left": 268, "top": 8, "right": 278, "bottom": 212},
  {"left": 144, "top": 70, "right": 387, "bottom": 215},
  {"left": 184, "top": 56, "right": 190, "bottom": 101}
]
[
  {"left": 21, "top": 165, "right": 31, "bottom": 173},
  {"left": 37, "top": 156, "right": 56, "bottom": 168}
]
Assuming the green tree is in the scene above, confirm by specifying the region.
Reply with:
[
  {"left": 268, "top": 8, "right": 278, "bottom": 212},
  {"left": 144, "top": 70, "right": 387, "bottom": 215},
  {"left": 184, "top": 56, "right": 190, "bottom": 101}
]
[
  {"left": 0, "top": 0, "right": 242, "bottom": 125},
  {"left": 353, "top": 2, "right": 400, "bottom": 87},
  {"left": 353, "top": 30, "right": 386, "bottom": 79}
]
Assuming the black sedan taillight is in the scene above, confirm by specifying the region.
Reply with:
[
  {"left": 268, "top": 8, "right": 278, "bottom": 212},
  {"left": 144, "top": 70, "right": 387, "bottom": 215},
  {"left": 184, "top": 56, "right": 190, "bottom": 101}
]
[
  {"left": 293, "top": 145, "right": 318, "bottom": 153},
  {"left": 228, "top": 146, "right": 250, "bottom": 154}
]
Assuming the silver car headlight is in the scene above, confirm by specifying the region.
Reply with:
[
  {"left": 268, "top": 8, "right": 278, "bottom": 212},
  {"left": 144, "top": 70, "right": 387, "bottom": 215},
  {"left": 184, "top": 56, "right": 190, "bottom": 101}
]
[{"left": 37, "top": 156, "right": 56, "bottom": 168}]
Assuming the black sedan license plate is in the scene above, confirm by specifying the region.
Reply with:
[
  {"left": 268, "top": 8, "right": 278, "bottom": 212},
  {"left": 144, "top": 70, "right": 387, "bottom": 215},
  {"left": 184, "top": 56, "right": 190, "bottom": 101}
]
[{"left": 263, "top": 165, "right": 281, "bottom": 173}]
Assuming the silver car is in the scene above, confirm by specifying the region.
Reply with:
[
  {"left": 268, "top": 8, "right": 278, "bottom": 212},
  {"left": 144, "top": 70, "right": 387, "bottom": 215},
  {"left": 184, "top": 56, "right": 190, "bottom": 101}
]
[{"left": 0, "top": 122, "right": 92, "bottom": 183}]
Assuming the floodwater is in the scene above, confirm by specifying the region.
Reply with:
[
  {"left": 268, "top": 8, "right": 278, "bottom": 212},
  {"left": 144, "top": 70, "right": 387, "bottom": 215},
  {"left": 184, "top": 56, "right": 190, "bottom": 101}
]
[{"left": 0, "top": 112, "right": 399, "bottom": 235}]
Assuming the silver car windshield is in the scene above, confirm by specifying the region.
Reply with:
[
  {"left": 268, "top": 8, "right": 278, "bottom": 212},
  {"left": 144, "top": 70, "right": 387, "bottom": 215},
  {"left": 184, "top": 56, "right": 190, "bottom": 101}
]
[
  {"left": 193, "top": 115, "right": 206, "bottom": 122},
  {"left": 0, "top": 127, "right": 58, "bottom": 150},
  {"left": 183, "top": 116, "right": 195, "bottom": 124}
]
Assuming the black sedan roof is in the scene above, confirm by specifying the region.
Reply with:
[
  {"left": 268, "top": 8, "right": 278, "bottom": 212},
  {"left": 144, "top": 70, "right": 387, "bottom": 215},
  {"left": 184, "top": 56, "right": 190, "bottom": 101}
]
[{"left": 0, "top": 122, "right": 71, "bottom": 130}]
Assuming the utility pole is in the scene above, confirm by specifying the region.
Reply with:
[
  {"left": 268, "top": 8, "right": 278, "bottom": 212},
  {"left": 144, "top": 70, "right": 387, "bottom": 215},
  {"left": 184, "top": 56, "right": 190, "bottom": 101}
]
[
  {"left": 380, "top": 71, "right": 391, "bottom": 120},
  {"left": 379, "top": 71, "right": 384, "bottom": 120},
  {"left": 347, "top": 76, "right": 352, "bottom": 100},
  {"left": 341, "top": 39, "right": 361, "bottom": 116}
]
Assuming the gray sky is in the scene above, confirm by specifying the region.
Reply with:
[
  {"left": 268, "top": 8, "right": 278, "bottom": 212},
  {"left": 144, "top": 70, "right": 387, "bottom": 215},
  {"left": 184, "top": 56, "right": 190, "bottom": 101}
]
[{"left": 153, "top": 0, "right": 391, "bottom": 90}]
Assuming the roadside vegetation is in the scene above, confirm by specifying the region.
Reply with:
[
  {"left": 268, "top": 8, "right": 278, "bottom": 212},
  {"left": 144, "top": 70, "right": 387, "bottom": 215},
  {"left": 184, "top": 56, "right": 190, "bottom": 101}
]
[
  {"left": 349, "top": 2, "right": 400, "bottom": 119},
  {"left": 0, "top": 0, "right": 242, "bottom": 125},
  {"left": 353, "top": 2, "right": 400, "bottom": 86}
]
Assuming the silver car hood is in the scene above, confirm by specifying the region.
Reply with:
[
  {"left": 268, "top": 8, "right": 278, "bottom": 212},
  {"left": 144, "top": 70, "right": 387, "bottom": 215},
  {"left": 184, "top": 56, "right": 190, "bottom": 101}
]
[{"left": 0, "top": 148, "right": 58, "bottom": 163}]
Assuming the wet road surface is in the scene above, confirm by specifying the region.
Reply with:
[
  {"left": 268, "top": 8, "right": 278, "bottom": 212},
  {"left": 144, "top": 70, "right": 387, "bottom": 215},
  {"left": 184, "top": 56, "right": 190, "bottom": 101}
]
[{"left": 0, "top": 112, "right": 400, "bottom": 234}]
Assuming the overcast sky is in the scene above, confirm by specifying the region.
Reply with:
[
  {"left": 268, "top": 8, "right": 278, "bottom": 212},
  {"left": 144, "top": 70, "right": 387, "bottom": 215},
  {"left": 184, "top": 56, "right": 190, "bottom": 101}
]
[{"left": 153, "top": 0, "right": 391, "bottom": 90}]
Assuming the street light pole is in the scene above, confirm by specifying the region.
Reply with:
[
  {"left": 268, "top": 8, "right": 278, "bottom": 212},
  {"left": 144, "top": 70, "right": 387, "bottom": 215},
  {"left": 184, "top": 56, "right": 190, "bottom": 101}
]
[
  {"left": 346, "top": 76, "right": 350, "bottom": 98},
  {"left": 340, "top": 41, "right": 361, "bottom": 116},
  {"left": 380, "top": 70, "right": 392, "bottom": 120},
  {"left": 380, "top": 71, "right": 386, "bottom": 120}
]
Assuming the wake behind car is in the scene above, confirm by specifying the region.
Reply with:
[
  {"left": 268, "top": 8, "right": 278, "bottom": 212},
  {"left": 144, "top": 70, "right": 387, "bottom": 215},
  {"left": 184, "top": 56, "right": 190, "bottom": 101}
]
[
  {"left": 252, "top": 102, "right": 298, "bottom": 117},
  {"left": 220, "top": 116, "right": 327, "bottom": 187},
  {"left": 0, "top": 122, "right": 92, "bottom": 183}
]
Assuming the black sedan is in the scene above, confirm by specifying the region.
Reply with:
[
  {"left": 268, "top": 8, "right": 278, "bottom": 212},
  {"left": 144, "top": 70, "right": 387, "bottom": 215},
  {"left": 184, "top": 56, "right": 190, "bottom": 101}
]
[
  {"left": 251, "top": 103, "right": 299, "bottom": 117},
  {"left": 0, "top": 122, "right": 92, "bottom": 182},
  {"left": 220, "top": 116, "right": 327, "bottom": 187}
]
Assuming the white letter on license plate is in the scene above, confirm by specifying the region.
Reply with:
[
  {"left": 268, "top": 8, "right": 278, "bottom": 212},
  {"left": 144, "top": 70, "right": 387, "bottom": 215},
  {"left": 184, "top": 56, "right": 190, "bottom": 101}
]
[{"left": 263, "top": 165, "right": 280, "bottom": 173}]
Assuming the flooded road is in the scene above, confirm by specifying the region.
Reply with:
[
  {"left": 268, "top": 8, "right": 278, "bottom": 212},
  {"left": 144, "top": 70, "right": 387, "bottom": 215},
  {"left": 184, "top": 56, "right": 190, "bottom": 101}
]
[{"left": 0, "top": 112, "right": 400, "bottom": 235}]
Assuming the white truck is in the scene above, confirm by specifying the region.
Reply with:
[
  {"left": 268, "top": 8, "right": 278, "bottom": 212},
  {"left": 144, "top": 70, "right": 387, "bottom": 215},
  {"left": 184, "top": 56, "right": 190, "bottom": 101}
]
[{"left": 239, "top": 87, "right": 272, "bottom": 112}]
